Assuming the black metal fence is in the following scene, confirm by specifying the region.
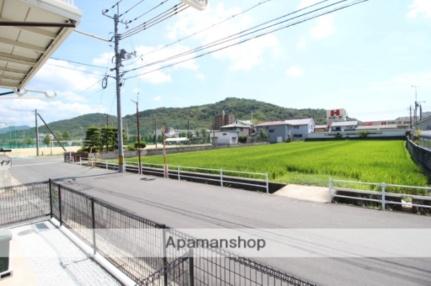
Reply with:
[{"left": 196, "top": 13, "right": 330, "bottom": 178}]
[
  {"left": 406, "top": 138, "right": 431, "bottom": 176},
  {"left": 0, "top": 181, "right": 50, "bottom": 226},
  {"left": 2, "top": 180, "right": 316, "bottom": 286}
]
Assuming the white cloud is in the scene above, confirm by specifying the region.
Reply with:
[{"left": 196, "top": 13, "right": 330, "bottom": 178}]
[
  {"left": 93, "top": 52, "right": 114, "bottom": 65},
  {"left": 166, "top": 2, "right": 279, "bottom": 71},
  {"left": 126, "top": 44, "right": 198, "bottom": 84},
  {"left": 407, "top": 0, "right": 431, "bottom": 19},
  {"left": 286, "top": 66, "right": 304, "bottom": 78},
  {"left": 0, "top": 95, "right": 106, "bottom": 126},
  {"left": 296, "top": 36, "right": 307, "bottom": 50},
  {"left": 31, "top": 59, "right": 101, "bottom": 93},
  {"left": 0, "top": 58, "right": 109, "bottom": 125},
  {"left": 298, "top": 0, "right": 321, "bottom": 9},
  {"left": 310, "top": 15, "right": 335, "bottom": 40},
  {"left": 153, "top": 96, "right": 162, "bottom": 101}
]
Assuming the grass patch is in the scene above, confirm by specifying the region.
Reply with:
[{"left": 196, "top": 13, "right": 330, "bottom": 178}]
[{"left": 126, "top": 140, "right": 428, "bottom": 190}]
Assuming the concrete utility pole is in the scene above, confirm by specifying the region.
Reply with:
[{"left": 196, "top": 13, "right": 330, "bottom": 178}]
[
  {"left": 35, "top": 109, "right": 39, "bottom": 156},
  {"left": 131, "top": 96, "right": 142, "bottom": 175},
  {"left": 154, "top": 118, "right": 158, "bottom": 149},
  {"left": 113, "top": 10, "right": 125, "bottom": 173}
]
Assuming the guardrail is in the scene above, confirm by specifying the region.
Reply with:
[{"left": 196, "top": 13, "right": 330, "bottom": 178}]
[
  {"left": 70, "top": 156, "right": 271, "bottom": 193},
  {"left": 329, "top": 179, "right": 431, "bottom": 214},
  {"left": 406, "top": 137, "right": 431, "bottom": 175}
]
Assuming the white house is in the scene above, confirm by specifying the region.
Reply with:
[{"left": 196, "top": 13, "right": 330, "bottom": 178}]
[{"left": 212, "top": 131, "right": 238, "bottom": 146}]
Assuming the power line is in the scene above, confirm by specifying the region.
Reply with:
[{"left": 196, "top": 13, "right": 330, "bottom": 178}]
[
  {"left": 120, "top": 2, "right": 188, "bottom": 39},
  {"left": 124, "top": 0, "right": 172, "bottom": 25},
  {"left": 124, "top": 0, "right": 369, "bottom": 80},
  {"left": 137, "top": 0, "right": 278, "bottom": 59},
  {"left": 50, "top": 57, "right": 109, "bottom": 69},
  {"left": 46, "top": 62, "right": 111, "bottom": 77},
  {"left": 74, "top": 29, "right": 111, "bottom": 42},
  {"left": 120, "top": 0, "right": 147, "bottom": 17},
  {"left": 121, "top": 2, "right": 188, "bottom": 39},
  {"left": 124, "top": 0, "right": 336, "bottom": 74},
  {"left": 105, "top": 0, "right": 126, "bottom": 14}
]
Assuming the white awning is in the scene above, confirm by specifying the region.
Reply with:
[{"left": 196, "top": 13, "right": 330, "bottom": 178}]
[{"left": 0, "top": 0, "right": 81, "bottom": 89}]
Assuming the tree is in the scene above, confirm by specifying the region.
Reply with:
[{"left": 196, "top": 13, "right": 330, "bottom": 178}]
[
  {"left": 200, "top": 129, "right": 208, "bottom": 143},
  {"left": 101, "top": 127, "right": 116, "bottom": 151},
  {"left": 83, "top": 127, "right": 101, "bottom": 152},
  {"left": 62, "top": 131, "right": 71, "bottom": 141},
  {"left": 24, "top": 137, "right": 34, "bottom": 145},
  {"left": 43, "top": 134, "right": 51, "bottom": 146}
]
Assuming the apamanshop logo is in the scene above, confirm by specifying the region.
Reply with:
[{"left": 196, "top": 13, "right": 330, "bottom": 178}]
[{"left": 166, "top": 236, "right": 266, "bottom": 251}]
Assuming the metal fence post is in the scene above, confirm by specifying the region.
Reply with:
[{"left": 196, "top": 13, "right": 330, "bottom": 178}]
[
  {"left": 381, "top": 183, "right": 386, "bottom": 211},
  {"left": 162, "top": 225, "right": 168, "bottom": 286},
  {"left": 91, "top": 198, "right": 96, "bottom": 255},
  {"left": 58, "top": 185, "right": 62, "bottom": 226},
  {"left": 220, "top": 169, "right": 223, "bottom": 187},
  {"left": 48, "top": 179, "right": 53, "bottom": 218},
  {"left": 189, "top": 249, "right": 194, "bottom": 286},
  {"left": 79, "top": 157, "right": 82, "bottom": 165},
  {"left": 265, "top": 173, "right": 269, "bottom": 194},
  {"left": 328, "top": 178, "right": 334, "bottom": 199},
  {"left": 178, "top": 166, "right": 181, "bottom": 182}
]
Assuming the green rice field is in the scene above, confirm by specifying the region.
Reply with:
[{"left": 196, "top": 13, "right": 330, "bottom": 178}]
[{"left": 126, "top": 140, "right": 429, "bottom": 188}]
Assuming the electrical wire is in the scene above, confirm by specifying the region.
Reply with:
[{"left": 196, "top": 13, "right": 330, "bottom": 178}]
[
  {"left": 120, "top": 0, "right": 147, "bottom": 17},
  {"left": 45, "top": 63, "right": 110, "bottom": 77},
  {"left": 74, "top": 29, "right": 111, "bottom": 42},
  {"left": 124, "top": 0, "right": 336, "bottom": 74},
  {"left": 105, "top": 0, "right": 126, "bottom": 13},
  {"left": 124, "top": 0, "right": 172, "bottom": 25},
  {"left": 124, "top": 0, "right": 369, "bottom": 80},
  {"left": 120, "top": 2, "right": 188, "bottom": 39},
  {"left": 50, "top": 57, "right": 109, "bottom": 69},
  {"left": 121, "top": 2, "right": 187, "bottom": 39},
  {"left": 138, "top": 0, "right": 278, "bottom": 59}
]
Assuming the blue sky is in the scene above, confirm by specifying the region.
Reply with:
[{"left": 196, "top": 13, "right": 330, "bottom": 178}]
[{"left": 1, "top": 0, "right": 431, "bottom": 126}]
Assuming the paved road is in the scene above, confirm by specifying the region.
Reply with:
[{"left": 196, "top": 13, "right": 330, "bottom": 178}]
[{"left": 7, "top": 157, "right": 431, "bottom": 286}]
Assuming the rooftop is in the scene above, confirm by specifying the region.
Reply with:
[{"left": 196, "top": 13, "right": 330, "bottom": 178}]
[
  {"left": 256, "top": 118, "right": 314, "bottom": 127},
  {"left": 330, "top": 121, "right": 358, "bottom": 127},
  {"left": 0, "top": 0, "right": 81, "bottom": 89}
]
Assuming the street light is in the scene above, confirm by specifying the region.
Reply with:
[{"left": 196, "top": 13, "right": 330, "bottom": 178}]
[{"left": 0, "top": 88, "right": 57, "bottom": 98}]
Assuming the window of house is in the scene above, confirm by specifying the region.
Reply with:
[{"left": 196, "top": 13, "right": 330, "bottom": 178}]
[{"left": 269, "top": 129, "right": 274, "bottom": 133}]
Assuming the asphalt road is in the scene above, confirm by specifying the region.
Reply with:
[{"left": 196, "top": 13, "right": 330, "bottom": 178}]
[{"left": 7, "top": 157, "right": 431, "bottom": 286}]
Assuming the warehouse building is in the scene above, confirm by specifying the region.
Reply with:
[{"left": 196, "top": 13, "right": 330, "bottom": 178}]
[
  {"left": 256, "top": 118, "right": 315, "bottom": 143},
  {"left": 329, "top": 121, "right": 358, "bottom": 132}
]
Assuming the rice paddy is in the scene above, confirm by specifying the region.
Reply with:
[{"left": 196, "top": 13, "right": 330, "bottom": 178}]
[{"left": 127, "top": 140, "right": 428, "bottom": 187}]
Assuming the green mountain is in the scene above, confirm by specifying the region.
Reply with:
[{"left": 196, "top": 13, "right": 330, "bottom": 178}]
[{"left": 0, "top": 97, "right": 326, "bottom": 144}]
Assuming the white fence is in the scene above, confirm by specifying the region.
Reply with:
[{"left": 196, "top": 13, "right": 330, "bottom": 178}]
[
  {"left": 330, "top": 179, "right": 431, "bottom": 213},
  {"left": 74, "top": 157, "right": 270, "bottom": 193}
]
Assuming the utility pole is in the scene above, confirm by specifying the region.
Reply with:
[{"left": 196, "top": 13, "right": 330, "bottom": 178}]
[
  {"left": 35, "top": 109, "right": 39, "bottom": 156},
  {"left": 114, "top": 10, "right": 125, "bottom": 172},
  {"left": 162, "top": 128, "right": 168, "bottom": 178},
  {"left": 100, "top": 0, "right": 206, "bottom": 172},
  {"left": 409, "top": 106, "right": 412, "bottom": 129},
  {"left": 154, "top": 118, "right": 158, "bottom": 149},
  {"left": 187, "top": 119, "right": 190, "bottom": 144},
  {"left": 102, "top": 4, "right": 126, "bottom": 172},
  {"left": 131, "top": 96, "right": 142, "bottom": 175}
]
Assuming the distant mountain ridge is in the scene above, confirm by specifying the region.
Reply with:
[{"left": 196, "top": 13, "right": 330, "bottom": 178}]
[
  {"left": 0, "top": 125, "right": 30, "bottom": 134},
  {"left": 0, "top": 98, "right": 327, "bottom": 141}
]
